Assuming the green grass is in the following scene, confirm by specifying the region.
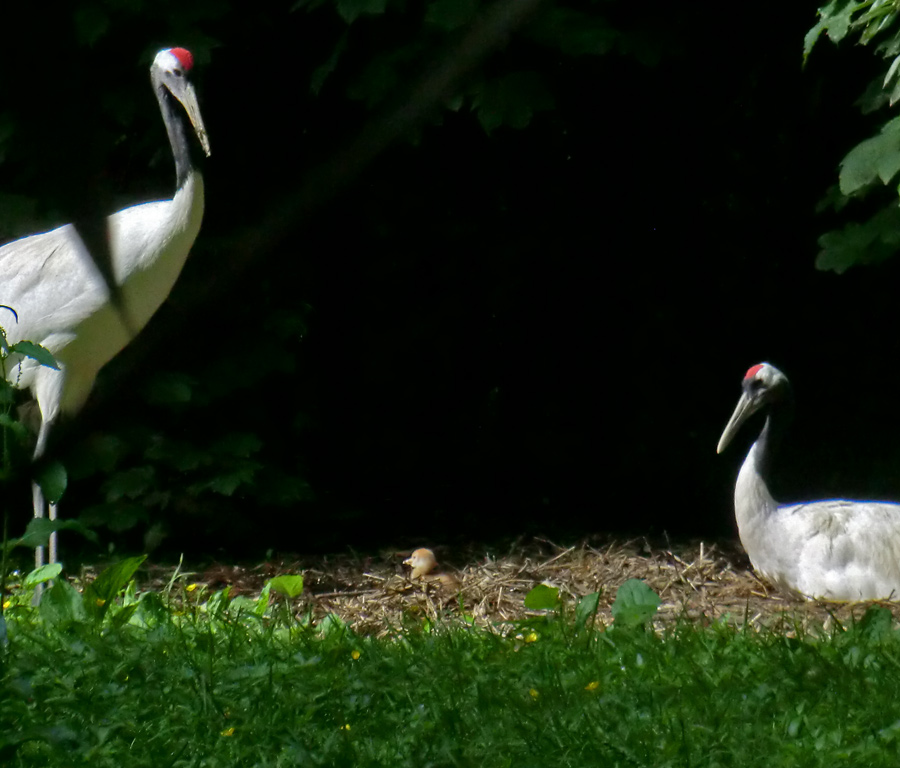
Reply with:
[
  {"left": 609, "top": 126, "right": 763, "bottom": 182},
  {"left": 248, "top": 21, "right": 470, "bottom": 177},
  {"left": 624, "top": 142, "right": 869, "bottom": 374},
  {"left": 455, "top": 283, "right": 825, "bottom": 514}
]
[{"left": 2, "top": 563, "right": 900, "bottom": 767}]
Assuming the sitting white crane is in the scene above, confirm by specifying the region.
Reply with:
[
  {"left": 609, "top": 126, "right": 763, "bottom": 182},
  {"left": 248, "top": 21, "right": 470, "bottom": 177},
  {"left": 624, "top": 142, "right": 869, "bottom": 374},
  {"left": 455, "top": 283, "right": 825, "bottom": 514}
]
[
  {"left": 718, "top": 362, "right": 900, "bottom": 601},
  {"left": 0, "top": 47, "right": 210, "bottom": 569}
]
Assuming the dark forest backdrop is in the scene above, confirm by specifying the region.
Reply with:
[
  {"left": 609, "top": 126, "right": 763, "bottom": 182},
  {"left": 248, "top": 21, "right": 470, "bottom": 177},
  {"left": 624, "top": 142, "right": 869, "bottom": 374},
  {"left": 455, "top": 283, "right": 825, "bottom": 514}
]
[{"left": 2, "top": 0, "right": 900, "bottom": 561}]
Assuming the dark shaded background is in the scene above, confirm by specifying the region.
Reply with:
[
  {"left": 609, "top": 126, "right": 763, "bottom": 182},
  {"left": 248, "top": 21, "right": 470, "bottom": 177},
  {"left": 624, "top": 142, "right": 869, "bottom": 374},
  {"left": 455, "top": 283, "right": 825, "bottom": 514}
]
[{"left": 2, "top": 0, "right": 900, "bottom": 561}]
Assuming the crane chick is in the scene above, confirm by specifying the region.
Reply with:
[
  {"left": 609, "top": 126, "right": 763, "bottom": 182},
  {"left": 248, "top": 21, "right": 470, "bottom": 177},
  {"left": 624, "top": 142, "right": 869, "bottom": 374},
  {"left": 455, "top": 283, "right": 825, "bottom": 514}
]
[{"left": 403, "top": 548, "right": 461, "bottom": 595}]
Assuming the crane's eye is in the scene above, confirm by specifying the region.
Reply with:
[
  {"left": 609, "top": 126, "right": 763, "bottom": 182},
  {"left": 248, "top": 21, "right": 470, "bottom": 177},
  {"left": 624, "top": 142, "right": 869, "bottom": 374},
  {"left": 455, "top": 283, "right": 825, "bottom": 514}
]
[{"left": 173, "top": 68, "right": 183, "bottom": 77}]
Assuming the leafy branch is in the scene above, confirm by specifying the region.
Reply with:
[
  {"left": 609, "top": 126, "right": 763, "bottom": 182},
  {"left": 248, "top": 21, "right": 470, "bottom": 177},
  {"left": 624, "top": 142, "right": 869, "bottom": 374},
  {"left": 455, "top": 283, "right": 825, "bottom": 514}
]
[{"left": 807, "top": 0, "right": 900, "bottom": 271}]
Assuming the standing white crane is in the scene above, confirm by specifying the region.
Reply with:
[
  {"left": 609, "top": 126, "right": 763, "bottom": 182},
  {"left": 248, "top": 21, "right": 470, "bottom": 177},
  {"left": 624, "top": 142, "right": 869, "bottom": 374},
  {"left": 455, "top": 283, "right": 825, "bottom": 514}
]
[
  {"left": 718, "top": 362, "right": 900, "bottom": 601},
  {"left": 0, "top": 47, "right": 210, "bottom": 570}
]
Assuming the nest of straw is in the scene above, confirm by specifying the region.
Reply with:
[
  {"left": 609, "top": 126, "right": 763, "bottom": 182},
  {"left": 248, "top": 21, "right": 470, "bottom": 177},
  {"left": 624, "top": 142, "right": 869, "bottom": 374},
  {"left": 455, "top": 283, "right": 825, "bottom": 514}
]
[{"left": 135, "top": 536, "right": 900, "bottom": 637}]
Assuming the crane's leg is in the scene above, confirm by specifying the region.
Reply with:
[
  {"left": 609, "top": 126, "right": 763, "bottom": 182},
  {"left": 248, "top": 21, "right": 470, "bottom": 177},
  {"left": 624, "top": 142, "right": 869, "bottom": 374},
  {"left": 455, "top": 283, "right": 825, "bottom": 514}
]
[
  {"left": 31, "top": 412, "right": 57, "bottom": 603},
  {"left": 31, "top": 481, "right": 47, "bottom": 606},
  {"left": 32, "top": 480, "right": 46, "bottom": 570},
  {"left": 49, "top": 501, "right": 58, "bottom": 564}
]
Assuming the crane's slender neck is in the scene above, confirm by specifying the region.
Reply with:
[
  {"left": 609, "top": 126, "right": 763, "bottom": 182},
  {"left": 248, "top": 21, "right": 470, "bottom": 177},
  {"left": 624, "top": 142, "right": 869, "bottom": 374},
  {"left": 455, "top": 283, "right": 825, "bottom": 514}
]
[
  {"left": 738, "top": 385, "right": 794, "bottom": 517},
  {"left": 155, "top": 85, "right": 196, "bottom": 189},
  {"left": 753, "top": 392, "right": 792, "bottom": 485}
]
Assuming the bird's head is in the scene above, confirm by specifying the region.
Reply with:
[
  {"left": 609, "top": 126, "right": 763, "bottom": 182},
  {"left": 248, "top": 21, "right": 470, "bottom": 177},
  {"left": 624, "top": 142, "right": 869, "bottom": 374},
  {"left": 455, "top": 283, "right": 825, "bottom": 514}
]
[
  {"left": 404, "top": 548, "right": 438, "bottom": 579},
  {"left": 151, "top": 48, "right": 211, "bottom": 157},
  {"left": 717, "top": 362, "right": 791, "bottom": 454}
]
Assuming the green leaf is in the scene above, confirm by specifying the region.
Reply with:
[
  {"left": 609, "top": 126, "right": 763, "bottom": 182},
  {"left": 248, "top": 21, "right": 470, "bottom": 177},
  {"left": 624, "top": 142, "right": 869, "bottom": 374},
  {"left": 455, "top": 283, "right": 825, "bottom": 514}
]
[
  {"left": 0, "top": 412, "right": 28, "bottom": 439},
  {"left": 816, "top": 204, "right": 900, "bottom": 272},
  {"left": 317, "top": 612, "right": 347, "bottom": 639},
  {"left": 13, "top": 517, "right": 98, "bottom": 549},
  {"left": 39, "top": 578, "right": 86, "bottom": 624},
  {"left": 268, "top": 574, "right": 305, "bottom": 599},
  {"left": 858, "top": 605, "right": 893, "bottom": 640},
  {"left": 9, "top": 340, "right": 58, "bottom": 370},
  {"left": 524, "top": 583, "right": 560, "bottom": 611},
  {"left": 103, "top": 466, "right": 155, "bottom": 501},
  {"left": 839, "top": 117, "right": 900, "bottom": 195},
  {"left": 255, "top": 583, "right": 272, "bottom": 616},
  {"left": 611, "top": 579, "right": 660, "bottom": 627},
  {"left": 23, "top": 563, "right": 62, "bottom": 589},
  {"left": 804, "top": 0, "right": 864, "bottom": 60},
  {"left": 83, "top": 556, "right": 147, "bottom": 621},
  {"left": 575, "top": 590, "right": 601, "bottom": 631},
  {"left": 36, "top": 461, "right": 67, "bottom": 504}
]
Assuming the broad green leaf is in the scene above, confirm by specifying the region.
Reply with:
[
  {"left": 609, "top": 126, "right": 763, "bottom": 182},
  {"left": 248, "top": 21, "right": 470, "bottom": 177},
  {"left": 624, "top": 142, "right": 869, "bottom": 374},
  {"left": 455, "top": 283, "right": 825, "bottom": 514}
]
[
  {"left": 839, "top": 117, "right": 900, "bottom": 195},
  {"left": 524, "top": 583, "right": 560, "bottom": 611},
  {"left": 36, "top": 461, "right": 67, "bottom": 504},
  {"left": 109, "top": 603, "right": 140, "bottom": 630},
  {"left": 575, "top": 590, "right": 601, "bottom": 631},
  {"left": 0, "top": 412, "right": 28, "bottom": 438},
  {"left": 611, "top": 579, "right": 660, "bottom": 627},
  {"left": 269, "top": 575, "right": 305, "bottom": 599},
  {"left": 804, "top": 0, "right": 864, "bottom": 60},
  {"left": 39, "top": 578, "right": 85, "bottom": 624},
  {"left": 83, "top": 556, "right": 147, "bottom": 621},
  {"left": 816, "top": 205, "right": 900, "bottom": 272},
  {"left": 10, "top": 340, "right": 58, "bottom": 370},
  {"left": 318, "top": 612, "right": 347, "bottom": 638},
  {"left": 14, "top": 517, "right": 98, "bottom": 549},
  {"left": 23, "top": 563, "right": 62, "bottom": 588}
]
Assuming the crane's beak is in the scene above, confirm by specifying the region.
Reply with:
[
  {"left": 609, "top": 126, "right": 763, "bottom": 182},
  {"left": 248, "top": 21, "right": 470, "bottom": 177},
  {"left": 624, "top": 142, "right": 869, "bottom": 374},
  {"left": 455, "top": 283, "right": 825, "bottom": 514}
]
[
  {"left": 172, "top": 81, "right": 211, "bottom": 157},
  {"left": 717, "top": 392, "right": 760, "bottom": 454}
]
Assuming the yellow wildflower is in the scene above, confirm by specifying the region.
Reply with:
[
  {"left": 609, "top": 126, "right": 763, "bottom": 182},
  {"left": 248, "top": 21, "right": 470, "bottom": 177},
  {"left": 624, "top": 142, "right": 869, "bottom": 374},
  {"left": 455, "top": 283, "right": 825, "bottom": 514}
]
[
  {"left": 525, "top": 632, "right": 538, "bottom": 643},
  {"left": 585, "top": 681, "right": 600, "bottom": 691},
  {"left": 351, "top": 650, "right": 361, "bottom": 660},
  {"left": 529, "top": 688, "right": 539, "bottom": 699},
  {"left": 221, "top": 727, "right": 235, "bottom": 737}
]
